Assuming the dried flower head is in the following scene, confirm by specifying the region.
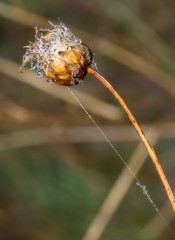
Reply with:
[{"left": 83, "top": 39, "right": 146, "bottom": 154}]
[{"left": 20, "top": 21, "right": 92, "bottom": 86}]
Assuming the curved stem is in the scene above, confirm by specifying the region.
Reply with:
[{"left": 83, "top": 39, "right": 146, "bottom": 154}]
[{"left": 87, "top": 67, "right": 175, "bottom": 213}]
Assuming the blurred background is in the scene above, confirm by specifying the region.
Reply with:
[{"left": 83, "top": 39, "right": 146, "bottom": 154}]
[{"left": 0, "top": 0, "right": 175, "bottom": 239}]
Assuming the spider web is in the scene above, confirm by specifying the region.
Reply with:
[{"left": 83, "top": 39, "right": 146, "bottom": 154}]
[{"left": 68, "top": 87, "right": 175, "bottom": 240}]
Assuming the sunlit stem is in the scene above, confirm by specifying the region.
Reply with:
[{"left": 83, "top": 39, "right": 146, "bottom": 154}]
[{"left": 87, "top": 67, "right": 175, "bottom": 213}]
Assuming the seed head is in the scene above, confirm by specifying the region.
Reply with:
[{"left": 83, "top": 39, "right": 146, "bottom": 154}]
[{"left": 20, "top": 21, "right": 92, "bottom": 86}]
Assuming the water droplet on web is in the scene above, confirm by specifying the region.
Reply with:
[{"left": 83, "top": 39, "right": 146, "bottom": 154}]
[
  {"left": 92, "top": 60, "right": 98, "bottom": 72},
  {"left": 78, "top": 80, "right": 84, "bottom": 85},
  {"left": 72, "top": 64, "right": 80, "bottom": 75},
  {"left": 46, "top": 78, "right": 53, "bottom": 84},
  {"left": 36, "top": 69, "right": 43, "bottom": 77},
  {"left": 30, "top": 65, "right": 36, "bottom": 71},
  {"left": 22, "top": 53, "right": 28, "bottom": 62}
]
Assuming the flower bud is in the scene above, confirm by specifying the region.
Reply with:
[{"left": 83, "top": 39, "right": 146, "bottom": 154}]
[{"left": 21, "top": 22, "right": 92, "bottom": 86}]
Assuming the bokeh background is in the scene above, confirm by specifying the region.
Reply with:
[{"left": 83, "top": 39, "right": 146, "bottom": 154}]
[{"left": 0, "top": 0, "right": 175, "bottom": 240}]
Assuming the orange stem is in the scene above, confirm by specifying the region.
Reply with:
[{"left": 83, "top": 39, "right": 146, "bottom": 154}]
[{"left": 87, "top": 67, "right": 175, "bottom": 213}]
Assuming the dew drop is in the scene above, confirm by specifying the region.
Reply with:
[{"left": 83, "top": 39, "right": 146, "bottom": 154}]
[
  {"left": 67, "top": 46, "right": 71, "bottom": 51},
  {"left": 36, "top": 69, "right": 43, "bottom": 77},
  {"left": 92, "top": 60, "right": 98, "bottom": 71},
  {"left": 79, "top": 80, "right": 84, "bottom": 85},
  {"left": 46, "top": 78, "right": 53, "bottom": 84},
  {"left": 30, "top": 62, "right": 36, "bottom": 71}
]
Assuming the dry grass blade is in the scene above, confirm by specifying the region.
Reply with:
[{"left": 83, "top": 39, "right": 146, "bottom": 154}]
[
  {"left": 0, "top": 128, "right": 63, "bottom": 152},
  {"left": 0, "top": 123, "right": 175, "bottom": 152},
  {"left": 0, "top": 57, "right": 122, "bottom": 121},
  {"left": 0, "top": 101, "right": 68, "bottom": 125},
  {"left": 82, "top": 131, "right": 160, "bottom": 240},
  {"left": 0, "top": 1, "right": 47, "bottom": 27},
  {"left": 0, "top": 2, "right": 175, "bottom": 98}
]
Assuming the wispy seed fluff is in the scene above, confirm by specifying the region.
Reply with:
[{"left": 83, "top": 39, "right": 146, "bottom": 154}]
[{"left": 20, "top": 21, "right": 92, "bottom": 86}]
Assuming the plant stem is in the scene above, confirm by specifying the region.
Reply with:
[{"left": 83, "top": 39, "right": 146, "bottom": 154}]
[{"left": 87, "top": 67, "right": 175, "bottom": 213}]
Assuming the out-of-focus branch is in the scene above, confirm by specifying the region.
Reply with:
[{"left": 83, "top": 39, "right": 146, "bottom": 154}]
[
  {"left": 0, "top": 123, "right": 175, "bottom": 152},
  {"left": 0, "top": 101, "right": 66, "bottom": 126},
  {"left": 0, "top": 127, "right": 63, "bottom": 152},
  {"left": 0, "top": 101, "right": 97, "bottom": 126},
  {"left": 97, "top": 0, "right": 174, "bottom": 69},
  {"left": 0, "top": 57, "right": 122, "bottom": 121},
  {"left": 0, "top": 1, "right": 47, "bottom": 27}
]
